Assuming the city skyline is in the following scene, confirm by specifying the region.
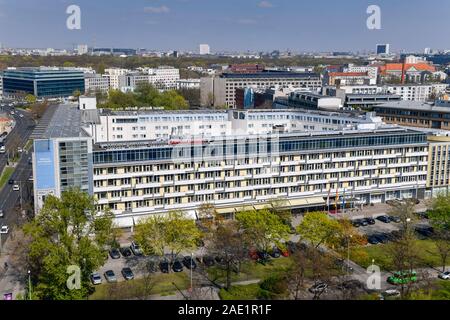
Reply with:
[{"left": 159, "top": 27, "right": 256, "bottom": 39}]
[{"left": 0, "top": 0, "right": 449, "bottom": 52}]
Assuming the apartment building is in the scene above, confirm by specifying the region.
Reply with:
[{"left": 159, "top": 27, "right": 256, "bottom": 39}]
[
  {"left": 85, "top": 74, "right": 110, "bottom": 93},
  {"left": 201, "top": 72, "right": 321, "bottom": 108},
  {"left": 33, "top": 100, "right": 433, "bottom": 227},
  {"left": 176, "top": 79, "right": 201, "bottom": 90},
  {"left": 342, "top": 65, "right": 378, "bottom": 85},
  {"left": 385, "top": 84, "right": 448, "bottom": 101}
]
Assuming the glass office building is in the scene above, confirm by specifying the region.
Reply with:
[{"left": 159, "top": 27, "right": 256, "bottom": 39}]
[{"left": 2, "top": 68, "right": 85, "bottom": 98}]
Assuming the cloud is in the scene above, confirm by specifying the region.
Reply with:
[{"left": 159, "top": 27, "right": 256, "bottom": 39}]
[
  {"left": 144, "top": 6, "right": 170, "bottom": 14},
  {"left": 258, "top": 1, "right": 273, "bottom": 8}
]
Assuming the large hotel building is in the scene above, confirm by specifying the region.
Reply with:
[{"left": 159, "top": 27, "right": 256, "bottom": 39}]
[{"left": 32, "top": 97, "right": 450, "bottom": 227}]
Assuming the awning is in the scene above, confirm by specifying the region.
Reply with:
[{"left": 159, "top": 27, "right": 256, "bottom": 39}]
[
  {"left": 288, "top": 199, "right": 309, "bottom": 207},
  {"left": 113, "top": 216, "right": 134, "bottom": 228},
  {"left": 306, "top": 197, "right": 326, "bottom": 205},
  {"left": 216, "top": 207, "right": 236, "bottom": 215},
  {"left": 234, "top": 205, "right": 254, "bottom": 212},
  {"left": 253, "top": 203, "right": 272, "bottom": 211}
]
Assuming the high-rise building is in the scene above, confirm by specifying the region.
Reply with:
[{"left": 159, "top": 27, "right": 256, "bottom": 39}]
[
  {"left": 199, "top": 44, "right": 210, "bottom": 55},
  {"left": 376, "top": 44, "right": 390, "bottom": 55},
  {"left": 77, "top": 44, "right": 89, "bottom": 55}
]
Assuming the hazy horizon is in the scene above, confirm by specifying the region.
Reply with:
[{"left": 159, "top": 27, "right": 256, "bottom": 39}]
[{"left": 0, "top": 0, "right": 449, "bottom": 53}]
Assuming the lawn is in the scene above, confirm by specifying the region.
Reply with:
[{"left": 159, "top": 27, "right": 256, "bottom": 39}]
[
  {"left": 0, "top": 167, "right": 14, "bottom": 190},
  {"left": 89, "top": 272, "right": 190, "bottom": 300},
  {"left": 219, "top": 283, "right": 261, "bottom": 300},
  {"left": 208, "top": 257, "right": 294, "bottom": 284},
  {"left": 350, "top": 239, "right": 445, "bottom": 270}
]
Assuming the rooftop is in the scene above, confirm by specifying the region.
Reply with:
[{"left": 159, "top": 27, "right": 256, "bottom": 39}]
[
  {"left": 220, "top": 71, "right": 319, "bottom": 79},
  {"left": 39, "top": 104, "right": 88, "bottom": 139},
  {"left": 375, "top": 101, "right": 450, "bottom": 113}
]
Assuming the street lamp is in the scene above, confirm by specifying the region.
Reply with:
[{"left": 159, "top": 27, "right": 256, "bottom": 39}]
[
  {"left": 347, "top": 234, "right": 353, "bottom": 276},
  {"left": 27, "top": 270, "right": 32, "bottom": 300}
]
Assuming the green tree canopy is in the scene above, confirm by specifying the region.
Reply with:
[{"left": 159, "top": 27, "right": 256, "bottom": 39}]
[
  {"left": 23, "top": 188, "right": 115, "bottom": 300},
  {"left": 296, "top": 211, "right": 342, "bottom": 249},
  {"left": 236, "top": 209, "right": 290, "bottom": 252}
]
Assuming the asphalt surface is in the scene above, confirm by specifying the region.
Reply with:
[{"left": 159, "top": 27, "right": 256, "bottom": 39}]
[{"left": 0, "top": 104, "right": 35, "bottom": 253}]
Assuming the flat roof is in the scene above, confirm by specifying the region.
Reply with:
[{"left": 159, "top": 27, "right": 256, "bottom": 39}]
[
  {"left": 375, "top": 101, "right": 450, "bottom": 113},
  {"left": 39, "top": 104, "right": 88, "bottom": 139},
  {"left": 220, "top": 71, "right": 320, "bottom": 79}
]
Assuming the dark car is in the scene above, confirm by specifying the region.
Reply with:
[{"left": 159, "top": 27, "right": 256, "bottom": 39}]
[
  {"left": 201, "top": 256, "right": 215, "bottom": 267},
  {"left": 390, "top": 230, "right": 402, "bottom": 240},
  {"left": 269, "top": 247, "right": 281, "bottom": 258},
  {"left": 159, "top": 260, "right": 170, "bottom": 273},
  {"left": 172, "top": 259, "right": 184, "bottom": 273},
  {"left": 352, "top": 220, "right": 362, "bottom": 228},
  {"left": 389, "top": 215, "right": 401, "bottom": 223},
  {"left": 286, "top": 241, "right": 298, "bottom": 254},
  {"left": 375, "top": 233, "right": 389, "bottom": 244},
  {"left": 359, "top": 219, "right": 369, "bottom": 227},
  {"left": 309, "top": 282, "right": 328, "bottom": 294},
  {"left": 8, "top": 179, "right": 14, "bottom": 185},
  {"left": 416, "top": 211, "right": 429, "bottom": 220},
  {"left": 415, "top": 227, "right": 434, "bottom": 239},
  {"left": 376, "top": 215, "right": 391, "bottom": 223},
  {"left": 367, "top": 235, "right": 380, "bottom": 245},
  {"left": 109, "top": 248, "right": 121, "bottom": 259},
  {"left": 183, "top": 256, "right": 197, "bottom": 270},
  {"left": 147, "top": 260, "right": 158, "bottom": 273},
  {"left": 364, "top": 217, "right": 376, "bottom": 225},
  {"left": 121, "top": 267, "right": 134, "bottom": 280},
  {"left": 257, "top": 251, "right": 271, "bottom": 262},
  {"left": 120, "top": 247, "right": 132, "bottom": 257},
  {"left": 215, "top": 256, "right": 226, "bottom": 266}
]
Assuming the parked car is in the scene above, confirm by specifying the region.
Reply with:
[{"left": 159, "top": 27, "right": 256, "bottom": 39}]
[
  {"left": 359, "top": 219, "right": 369, "bottom": 227},
  {"left": 172, "top": 259, "right": 184, "bottom": 273},
  {"left": 0, "top": 225, "right": 9, "bottom": 234},
  {"left": 364, "top": 217, "right": 376, "bottom": 225},
  {"left": 257, "top": 251, "right": 271, "bottom": 263},
  {"left": 337, "top": 280, "right": 363, "bottom": 291},
  {"left": 376, "top": 215, "right": 391, "bottom": 223},
  {"left": 308, "top": 282, "right": 328, "bottom": 294},
  {"left": 279, "top": 246, "right": 290, "bottom": 257},
  {"left": 130, "top": 241, "right": 143, "bottom": 256},
  {"left": 121, "top": 267, "right": 134, "bottom": 280},
  {"left": 367, "top": 235, "right": 380, "bottom": 245},
  {"left": 90, "top": 273, "right": 102, "bottom": 285},
  {"left": 159, "top": 260, "right": 170, "bottom": 273},
  {"left": 104, "top": 270, "right": 117, "bottom": 283},
  {"left": 375, "top": 233, "right": 389, "bottom": 244},
  {"left": 389, "top": 215, "right": 401, "bottom": 223},
  {"left": 183, "top": 256, "right": 197, "bottom": 270},
  {"left": 269, "top": 247, "right": 281, "bottom": 258},
  {"left": 416, "top": 211, "right": 429, "bottom": 220},
  {"left": 415, "top": 226, "right": 434, "bottom": 239},
  {"left": 286, "top": 241, "right": 298, "bottom": 254},
  {"left": 201, "top": 256, "right": 215, "bottom": 267},
  {"left": 390, "top": 230, "right": 402, "bottom": 240},
  {"left": 109, "top": 248, "right": 121, "bottom": 259},
  {"left": 120, "top": 247, "right": 132, "bottom": 258},
  {"left": 438, "top": 271, "right": 450, "bottom": 280},
  {"left": 249, "top": 249, "right": 259, "bottom": 261},
  {"left": 381, "top": 289, "right": 401, "bottom": 299},
  {"left": 352, "top": 220, "right": 362, "bottom": 228}
]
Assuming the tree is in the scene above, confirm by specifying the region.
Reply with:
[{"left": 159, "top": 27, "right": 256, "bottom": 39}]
[
  {"left": 73, "top": 90, "right": 82, "bottom": 98},
  {"left": 286, "top": 250, "right": 311, "bottom": 300},
  {"left": 428, "top": 193, "right": 450, "bottom": 272},
  {"left": 236, "top": 209, "right": 290, "bottom": 253},
  {"left": 296, "top": 212, "right": 342, "bottom": 249},
  {"left": 23, "top": 188, "right": 115, "bottom": 300},
  {"left": 135, "top": 211, "right": 202, "bottom": 266},
  {"left": 25, "top": 94, "right": 37, "bottom": 104},
  {"left": 206, "top": 220, "right": 248, "bottom": 290},
  {"left": 269, "top": 199, "right": 293, "bottom": 229}
]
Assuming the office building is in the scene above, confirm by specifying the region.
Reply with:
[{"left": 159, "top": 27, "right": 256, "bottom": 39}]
[
  {"left": 324, "top": 72, "right": 372, "bottom": 86},
  {"left": 384, "top": 84, "right": 448, "bottom": 101},
  {"left": 376, "top": 44, "right": 390, "bottom": 55},
  {"left": 77, "top": 44, "right": 89, "bottom": 55},
  {"left": 32, "top": 98, "right": 437, "bottom": 227},
  {"left": 176, "top": 79, "right": 201, "bottom": 90},
  {"left": 199, "top": 44, "right": 211, "bottom": 55},
  {"left": 201, "top": 71, "right": 321, "bottom": 108},
  {"left": 2, "top": 67, "right": 85, "bottom": 98},
  {"left": 85, "top": 74, "right": 110, "bottom": 93}
]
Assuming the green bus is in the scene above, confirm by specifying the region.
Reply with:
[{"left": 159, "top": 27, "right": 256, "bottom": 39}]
[{"left": 387, "top": 271, "right": 417, "bottom": 285}]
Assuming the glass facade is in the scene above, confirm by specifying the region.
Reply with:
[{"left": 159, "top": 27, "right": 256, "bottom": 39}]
[
  {"left": 2, "top": 69, "right": 85, "bottom": 98},
  {"left": 59, "top": 140, "right": 90, "bottom": 192}
]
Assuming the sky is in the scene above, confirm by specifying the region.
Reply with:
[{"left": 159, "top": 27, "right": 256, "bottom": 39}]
[{"left": 0, "top": 0, "right": 449, "bottom": 52}]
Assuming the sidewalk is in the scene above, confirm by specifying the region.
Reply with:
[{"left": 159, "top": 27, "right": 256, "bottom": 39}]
[{"left": 0, "top": 232, "right": 25, "bottom": 299}]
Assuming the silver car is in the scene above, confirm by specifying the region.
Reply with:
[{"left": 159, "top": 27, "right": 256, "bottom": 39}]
[
  {"left": 90, "top": 273, "right": 102, "bottom": 285},
  {"left": 104, "top": 270, "right": 117, "bottom": 283}
]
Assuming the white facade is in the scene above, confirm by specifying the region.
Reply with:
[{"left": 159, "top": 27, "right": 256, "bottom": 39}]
[
  {"left": 385, "top": 84, "right": 448, "bottom": 101},
  {"left": 343, "top": 64, "right": 378, "bottom": 85},
  {"left": 77, "top": 44, "right": 88, "bottom": 55},
  {"left": 176, "top": 79, "right": 201, "bottom": 90},
  {"left": 85, "top": 74, "right": 110, "bottom": 93},
  {"left": 199, "top": 44, "right": 210, "bottom": 55}
]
